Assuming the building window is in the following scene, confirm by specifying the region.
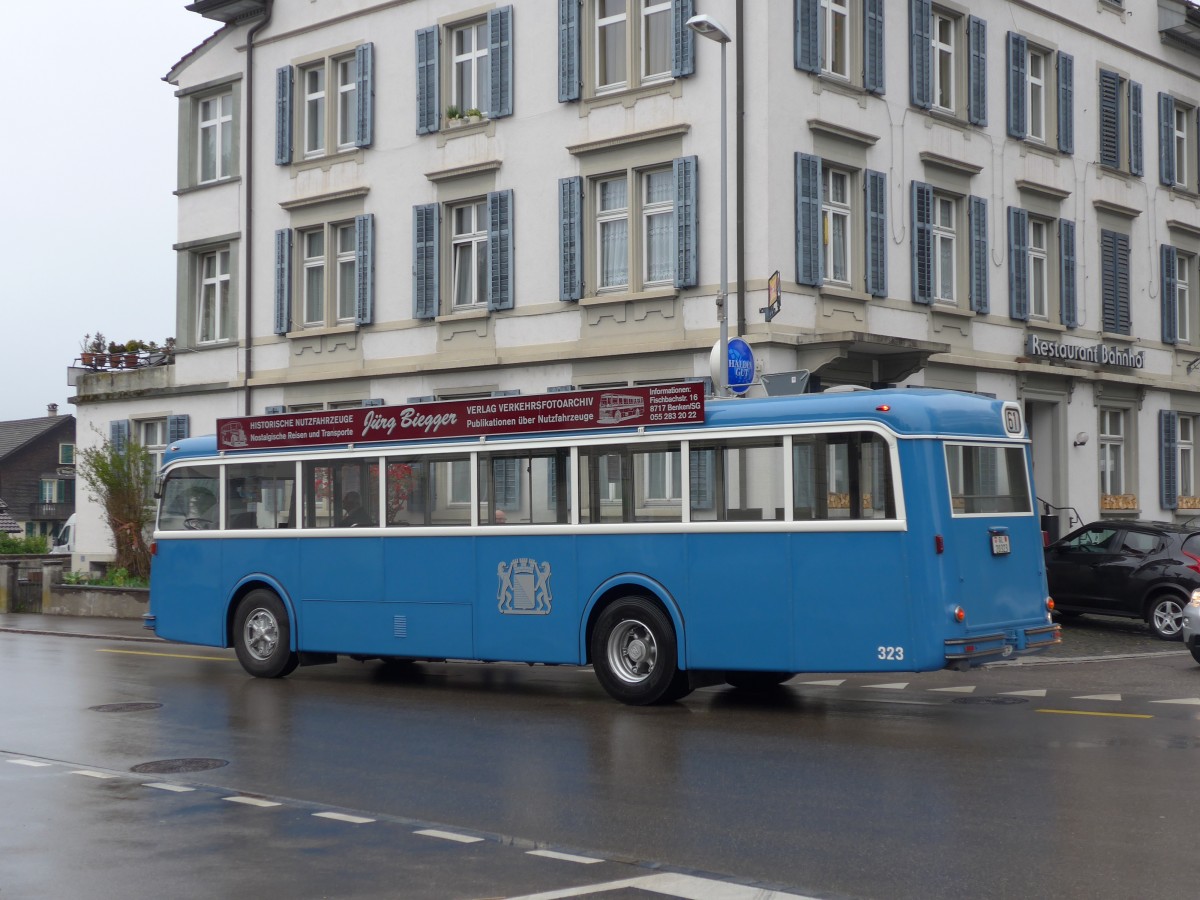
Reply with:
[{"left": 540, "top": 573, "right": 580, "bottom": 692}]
[
  {"left": 1026, "top": 48, "right": 1046, "bottom": 143},
  {"left": 1179, "top": 254, "right": 1192, "bottom": 344},
  {"left": 821, "top": 0, "right": 850, "bottom": 80},
  {"left": 1029, "top": 218, "right": 1048, "bottom": 319},
  {"left": 140, "top": 419, "right": 168, "bottom": 487},
  {"left": 595, "top": 0, "right": 671, "bottom": 93},
  {"left": 40, "top": 478, "right": 73, "bottom": 505},
  {"left": 1100, "top": 229, "right": 1131, "bottom": 335},
  {"left": 452, "top": 21, "right": 490, "bottom": 113},
  {"left": 198, "top": 92, "right": 233, "bottom": 183},
  {"left": 1008, "top": 209, "right": 1077, "bottom": 326},
  {"left": 1181, "top": 415, "right": 1195, "bottom": 499},
  {"left": 59, "top": 444, "right": 74, "bottom": 466},
  {"left": 274, "top": 215, "right": 374, "bottom": 334},
  {"left": 1005, "top": 36, "right": 1073, "bottom": 153},
  {"left": 198, "top": 249, "right": 231, "bottom": 343},
  {"left": 1100, "top": 408, "right": 1126, "bottom": 497},
  {"left": 910, "top": 5, "right": 986, "bottom": 125},
  {"left": 1162, "top": 244, "right": 1195, "bottom": 345},
  {"left": 452, "top": 200, "right": 489, "bottom": 308},
  {"left": 597, "top": 166, "right": 674, "bottom": 292},
  {"left": 794, "top": 0, "right": 884, "bottom": 93},
  {"left": 276, "top": 44, "right": 373, "bottom": 164},
  {"left": 1159, "top": 93, "right": 1196, "bottom": 191},
  {"left": 1175, "top": 106, "right": 1189, "bottom": 188},
  {"left": 416, "top": 9, "right": 513, "bottom": 134},
  {"left": 931, "top": 193, "right": 956, "bottom": 303},
  {"left": 798, "top": 155, "right": 887, "bottom": 297},
  {"left": 823, "top": 168, "right": 852, "bottom": 286},
  {"left": 1098, "top": 69, "right": 1143, "bottom": 175}
]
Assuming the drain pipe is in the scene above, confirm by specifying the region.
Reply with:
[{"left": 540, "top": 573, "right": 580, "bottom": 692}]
[{"left": 242, "top": 1, "right": 273, "bottom": 415}]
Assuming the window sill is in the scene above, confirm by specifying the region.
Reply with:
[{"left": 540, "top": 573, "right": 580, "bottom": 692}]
[
  {"left": 810, "top": 74, "right": 868, "bottom": 100},
  {"left": 819, "top": 285, "right": 870, "bottom": 304},
  {"left": 1099, "top": 331, "right": 1138, "bottom": 344},
  {"left": 285, "top": 323, "right": 358, "bottom": 339},
  {"left": 1017, "top": 142, "right": 1067, "bottom": 166},
  {"left": 580, "top": 287, "right": 678, "bottom": 306},
  {"left": 922, "top": 108, "right": 973, "bottom": 133},
  {"left": 1027, "top": 319, "right": 1067, "bottom": 335},
  {"left": 174, "top": 176, "right": 241, "bottom": 196},
  {"left": 581, "top": 79, "right": 681, "bottom": 112},
  {"left": 288, "top": 148, "right": 364, "bottom": 174},
  {"left": 930, "top": 303, "right": 976, "bottom": 319},
  {"left": 435, "top": 307, "right": 490, "bottom": 323}
]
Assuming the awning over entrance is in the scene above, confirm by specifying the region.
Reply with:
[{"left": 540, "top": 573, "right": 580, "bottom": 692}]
[{"left": 792, "top": 331, "right": 950, "bottom": 387}]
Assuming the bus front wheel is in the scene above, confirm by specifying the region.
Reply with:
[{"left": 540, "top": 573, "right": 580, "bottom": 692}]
[
  {"left": 233, "top": 590, "right": 299, "bottom": 678},
  {"left": 591, "top": 597, "right": 689, "bottom": 705}
]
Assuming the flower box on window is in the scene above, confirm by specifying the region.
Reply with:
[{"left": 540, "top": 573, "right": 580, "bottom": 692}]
[
  {"left": 1178, "top": 496, "right": 1200, "bottom": 510},
  {"left": 1101, "top": 493, "right": 1137, "bottom": 510}
]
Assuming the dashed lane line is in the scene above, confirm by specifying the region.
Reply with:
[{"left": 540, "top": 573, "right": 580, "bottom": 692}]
[
  {"left": 223, "top": 795, "right": 282, "bottom": 807},
  {"left": 7, "top": 759, "right": 52, "bottom": 767},
  {"left": 503, "top": 872, "right": 820, "bottom": 900},
  {"left": 415, "top": 828, "right": 485, "bottom": 843},
  {"left": 1035, "top": 709, "right": 1154, "bottom": 719},
  {"left": 527, "top": 849, "right": 604, "bottom": 865},
  {"left": 314, "top": 811, "right": 375, "bottom": 824}
]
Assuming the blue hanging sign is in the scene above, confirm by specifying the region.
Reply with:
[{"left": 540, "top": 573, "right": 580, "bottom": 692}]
[{"left": 727, "top": 338, "right": 755, "bottom": 395}]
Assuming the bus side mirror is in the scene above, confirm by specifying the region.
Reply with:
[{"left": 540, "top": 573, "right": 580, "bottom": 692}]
[{"left": 153, "top": 475, "right": 164, "bottom": 500}]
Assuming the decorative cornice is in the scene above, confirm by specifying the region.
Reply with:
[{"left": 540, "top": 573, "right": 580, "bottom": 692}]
[
  {"left": 1167, "top": 217, "right": 1200, "bottom": 239},
  {"left": 424, "top": 159, "right": 503, "bottom": 183},
  {"left": 810, "top": 119, "right": 880, "bottom": 147},
  {"left": 279, "top": 186, "right": 370, "bottom": 210},
  {"left": 1015, "top": 178, "right": 1071, "bottom": 201},
  {"left": 919, "top": 151, "right": 983, "bottom": 176},
  {"left": 1092, "top": 198, "right": 1142, "bottom": 219},
  {"left": 567, "top": 124, "right": 690, "bottom": 156}
]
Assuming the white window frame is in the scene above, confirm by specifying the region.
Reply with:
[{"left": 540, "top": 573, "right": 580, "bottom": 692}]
[
  {"left": 335, "top": 223, "right": 356, "bottom": 321},
  {"left": 823, "top": 167, "right": 852, "bottom": 286},
  {"left": 641, "top": 1, "right": 672, "bottom": 81},
  {"left": 451, "top": 20, "right": 490, "bottom": 114},
  {"left": 932, "top": 193, "right": 956, "bottom": 303},
  {"left": 593, "top": 0, "right": 672, "bottom": 96},
  {"left": 932, "top": 12, "right": 956, "bottom": 114},
  {"left": 336, "top": 56, "right": 358, "bottom": 151},
  {"left": 642, "top": 169, "right": 674, "bottom": 287},
  {"left": 302, "top": 64, "right": 326, "bottom": 158},
  {"left": 198, "top": 248, "right": 231, "bottom": 344},
  {"left": 1099, "top": 408, "right": 1126, "bottom": 496},
  {"left": 820, "top": 0, "right": 851, "bottom": 80},
  {"left": 1027, "top": 48, "right": 1047, "bottom": 144},
  {"left": 140, "top": 419, "right": 169, "bottom": 489},
  {"left": 1029, "top": 218, "right": 1049, "bottom": 319},
  {"left": 302, "top": 228, "right": 325, "bottom": 325},
  {"left": 1181, "top": 415, "right": 1195, "bottom": 498},
  {"left": 198, "top": 91, "right": 233, "bottom": 184},
  {"left": 1179, "top": 254, "right": 1192, "bottom": 344},
  {"left": 1175, "top": 105, "right": 1190, "bottom": 190},
  {"left": 451, "top": 200, "right": 489, "bottom": 309}
]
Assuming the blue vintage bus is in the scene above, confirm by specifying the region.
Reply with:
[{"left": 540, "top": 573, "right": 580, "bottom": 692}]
[{"left": 147, "top": 385, "right": 1058, "bottom": 704}]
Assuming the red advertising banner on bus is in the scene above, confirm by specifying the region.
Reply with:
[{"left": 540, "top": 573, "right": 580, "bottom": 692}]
[{"left": 215, "top": 382, "right": 706, "bottom": 451}]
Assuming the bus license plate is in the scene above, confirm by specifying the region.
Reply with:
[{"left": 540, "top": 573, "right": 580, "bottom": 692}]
[{"left": 991, "top": 534, "right": 1011, "bottom": 555}]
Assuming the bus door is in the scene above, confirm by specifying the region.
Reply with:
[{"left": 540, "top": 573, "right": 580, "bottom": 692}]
[{"left": 941, "top": 441, "right": 1044, "bottom": 626}]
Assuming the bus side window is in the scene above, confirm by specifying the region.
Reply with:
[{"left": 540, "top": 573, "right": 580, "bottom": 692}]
[
  {"left": 227, "top": 462, "right": 295, "bottom": 529},
  {"left": 159, "top": 466, "right": 218, "bottom": 531},
  {"left": 386, "top": 458, "right": 426, "bottom": 526}
]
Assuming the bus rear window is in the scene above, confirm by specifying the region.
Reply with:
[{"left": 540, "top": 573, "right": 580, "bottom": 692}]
[{"left": 945, "top": 444, "right": 1032, "bottom": 515}]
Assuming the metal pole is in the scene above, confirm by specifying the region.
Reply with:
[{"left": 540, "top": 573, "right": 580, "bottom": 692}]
[{"left": 717, "top": 39, "right": 729, "bottom": 397}]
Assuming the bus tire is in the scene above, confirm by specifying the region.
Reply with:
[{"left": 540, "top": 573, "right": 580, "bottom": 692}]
[
  {"left": 233, "top": 590, "right": 299, "bottom": 678},
  {"left": 591, "top": 596, "right": 687, "bottom": 705},
  {"left": 724, "top": 671, "right": 793, "bottom": 691}
]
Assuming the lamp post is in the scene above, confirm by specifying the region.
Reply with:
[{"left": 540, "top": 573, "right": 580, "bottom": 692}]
[{"left": 687, "top": 13, "right": 733, "bottom": 397}]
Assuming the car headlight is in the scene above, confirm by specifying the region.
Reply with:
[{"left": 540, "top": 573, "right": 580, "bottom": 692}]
[{"left": 1190, "top": 589, "right": 1200, "bottom": 608}]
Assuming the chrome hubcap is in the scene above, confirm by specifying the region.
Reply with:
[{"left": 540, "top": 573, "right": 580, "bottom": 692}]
[
  {"left": 606, "top": 618, "right": 658, "bottom": 684},
  {"left": 244, "top": 608, "right": 279, "bottom": 661}
]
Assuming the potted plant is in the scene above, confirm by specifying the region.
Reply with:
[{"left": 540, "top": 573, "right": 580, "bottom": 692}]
[
  {"left": 124, "top": 339, "right": 143, "bottom": 369},
  {"left": 80, "top": 332, "right": 104, "bottom": 367},
  {"left": 465, "top": 107, "right": 483, "bottom": 124},
  {"left": 108, "top": 341, "right": 124, "bottom": 368},
  {"left": 445, "top": 104, "right": 463, "bottom": 127}
]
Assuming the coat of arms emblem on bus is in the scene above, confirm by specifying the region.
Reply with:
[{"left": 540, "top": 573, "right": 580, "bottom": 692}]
[{"left": 497, "top": 559, "right": 552, "bottom": 615}]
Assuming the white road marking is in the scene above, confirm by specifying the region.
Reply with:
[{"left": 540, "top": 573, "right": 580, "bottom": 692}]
[
  {"left": 797, "top": 679, "right": 845, "bottom": 686},
  {"left": 999, "top": 689, "right": 1047, "bottom": 697},
  {"left": 504, "top": 872, "right": 819, "bottom": 899},
  {"left": 313, "top": 812, "right": 375, "bottom": 824},
  {"left": 7, "top": 759, "right": 51, "bottom": 767},
  {"left": 1150, "top": 697, "right": 1200, "bottom": 705},
  {"left": 527, "top": 849, "right": 603, "bottom": 864},
  {"left": 144, "top": 782, "right": 195, "bottom": 792},
  {"left": 223, "top": 796, "right": 281, "bottom": 807},
  {"left": 928, "top": 685, "right": 977, "bottom": 693},
  {"left": 1072, "top": 694, "right": 1123, "bottom": 701},
  {"left": 862, "top": 682, "right": 909, "bottom": 690},
  {"left": 414, "top": 828, "right": 483, "bottom": 843},
  {"left": 70, "top": 770, "right": 117, "bottom": 779}
]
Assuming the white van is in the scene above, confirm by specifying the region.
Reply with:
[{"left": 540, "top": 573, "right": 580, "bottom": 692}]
[{"left": 51, "top": 514, "right": 75, "bottom": 554}]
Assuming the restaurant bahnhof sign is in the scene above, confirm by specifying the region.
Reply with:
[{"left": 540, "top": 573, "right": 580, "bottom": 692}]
[
  {"left": 216, "top": 383, "right": 706, "bottom": 452},
  {"left": 1025, "top": 335, "right": 1145, "bottom": 369}
]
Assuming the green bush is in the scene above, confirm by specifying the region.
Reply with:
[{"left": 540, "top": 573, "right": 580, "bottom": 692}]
[
  {"left": 0, "top": 534, "right": 49, "bottom": 554},
  {"left": 59, "top": 567, "right": 148, "bottom": 589}
]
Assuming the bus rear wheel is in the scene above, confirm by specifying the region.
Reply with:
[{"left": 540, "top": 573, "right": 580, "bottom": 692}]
[
  {"left": 234, "top": 590, "right": 299, "bottom": 678},
  {"left": 591, "top": 597, "right": 690, "bottom": 705}
]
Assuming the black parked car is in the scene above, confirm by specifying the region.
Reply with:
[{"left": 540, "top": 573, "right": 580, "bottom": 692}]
[{"left": 1043, "top": 520, "right": 1200, "bottom": 640}]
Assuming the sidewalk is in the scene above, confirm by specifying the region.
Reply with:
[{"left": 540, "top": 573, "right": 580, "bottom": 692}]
[{"left": 0, "top": 613, "right": 162, "bottom": 643}]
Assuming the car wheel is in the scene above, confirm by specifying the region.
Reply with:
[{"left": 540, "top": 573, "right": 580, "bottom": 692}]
[
  {"left": 233, "top": 589, "right": 300, "bottom": 677},
  {"left": 590, "top": 596, "right": 690, "bottom": 705},
  {"left": 1147, "top": 595, "right": 1185, "bottom": 641}
]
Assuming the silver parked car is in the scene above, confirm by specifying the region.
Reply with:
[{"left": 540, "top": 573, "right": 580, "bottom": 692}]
[{"left": 1184, "top": 592, "right": 1200, "bottom": 665}]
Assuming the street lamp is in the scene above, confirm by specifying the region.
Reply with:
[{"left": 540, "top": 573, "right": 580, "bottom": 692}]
[{"left": 687, "top": 13, "right": 732, "bottom": 397}]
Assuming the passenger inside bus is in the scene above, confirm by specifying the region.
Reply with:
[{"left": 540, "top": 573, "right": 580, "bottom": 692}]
[{"left": 339, "top": 491, "right": 373, "bottom": 527}]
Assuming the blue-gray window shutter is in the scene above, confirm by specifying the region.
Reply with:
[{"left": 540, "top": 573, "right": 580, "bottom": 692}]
[
  {"left": 795, "top": 0, "right": 819, "bottom": 74},
  {"left": 1161, "top": 409, "right": 1180, "bottom": 510},
  {"left": 1101, "top": 229, "right": 1131, "bottom": 334},
  {"left": 1160, "top": 92, "right": 1177, "bottom": 187},
  {"left": 909, "top": 0, "right": 932, "bottom": 109},
  {"left": 1162, "top": 244, "right": 1179, "bottom": 344},
  {"left": 110, "top": 420, "right": 130, "bottom": 455},
  {"left": 355, "top": 42, "right": 374, "bottom": 148},
  {"left": 967, "top": 16, "right": 987, "bottom": 126},
  {"left": 796, "top": 153, "right": 822, "bottom": 286},
  {"left": 1007, "top": 207, "right": 1029, "bottom": 321},
  {"left": 689, "top": 448, "right": 714, "bottom": 511},
  {"left": 911, "top": 180, "right": 933, "bottom": 304},
  {"left": 1006, "top": 32, "right": 1026, "bottom": 138},
  {"left": 671, "top": 0, "right": 695, "bottom": 78},
  {"left": 864, "top": 169, "right": 887, "bottom": 297},
  {"left": 1059, "top": 219, "right": 1078, "bottom": 327},
  {"left": 413, "top": 203, "right": 440, "bottom": 320},
  {"left": 559, "top": 0, "right": 581, "bottom": 102},
  {"left": 274, "top": 228, "right": 292, "bottom": 335},
  {"left": 864, "top": 0, "right": 885, "bottom": 94},
  {"left": 488, "top": 7, "right": 514, "bottom": 118},
  {"left": 275, "top": 66, "right": 293, "bottom": 165},
  {"left": 969, "top": 196, "right": 989, "bottom": 314},
  {"left": 416, "top": 26, "right": 439, "bottom": 135},
  {"left": 1099, "top": 69, "right": 1121, "bottom": 169},
  {"left": 167, "top": 415, "right": 190, "bottom": 444},
  {"left": 487, "top": 189, "right": 514, "bottom": 311},
  {"left": 1057, "top": 52, "right": 1074, "bottom": 154},
  {"left": 674, "top": 155, "right": 698, "bottom": 289},
  {"left": 559, "top": 176, "right": 584, "bottom": 301},
  {"left": 355, "top": 213, "right": 375, "bottom": 325},
  {"left": 1130, "top": 80, "right": 1144, "bottom": 176}
]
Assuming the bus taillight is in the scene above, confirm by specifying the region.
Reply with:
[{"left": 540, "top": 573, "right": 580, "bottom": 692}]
[
  {"left": 150, "top": 541, "right": 157, "bottom": 557},
  {"left": 1046, "top": 597, "right": 1055, "bottom": 612},
  {"left": 952, "top": 605, "right": 965, "bottom": 623}
]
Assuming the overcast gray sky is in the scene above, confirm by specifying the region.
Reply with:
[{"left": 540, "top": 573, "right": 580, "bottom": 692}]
[{"left": 1, "top": 1, "right": 218, "bottom": 422}]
